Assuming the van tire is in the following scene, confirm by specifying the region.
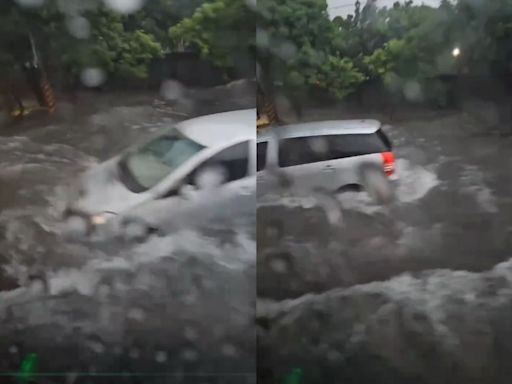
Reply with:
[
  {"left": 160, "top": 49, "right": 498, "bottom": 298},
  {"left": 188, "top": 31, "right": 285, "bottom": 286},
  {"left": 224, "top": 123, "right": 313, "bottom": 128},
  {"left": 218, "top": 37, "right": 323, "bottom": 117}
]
[{"left": 337, "top": 184, "right": 363, "bottom": 193}]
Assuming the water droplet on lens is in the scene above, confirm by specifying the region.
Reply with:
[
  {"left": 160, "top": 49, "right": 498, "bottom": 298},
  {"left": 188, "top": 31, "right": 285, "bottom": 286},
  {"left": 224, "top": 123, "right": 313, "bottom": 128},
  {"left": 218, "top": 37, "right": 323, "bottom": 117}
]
[
  {"left": 181, "top": 348, "right": 199, "bottom": 362},
  {"left": 160, "top": 80, "right": 185, "bottom": 101},
  {"left": 127, "top": 308, "right": 146, "bottom": 322},
  {"left": 155, "top": 350, "right": 167, "bottom": 363},
  {"left": 129, "top": 347, "right": 140, "bottom": 359},
  {"left": 403, "top": 80, "right": 423, "bottom": 102},
  {"left": 221, "top": 343, "right": 238, "bottom": 357},
  {"left": 184, "top": 326, "right": 198, "bottom": 341},
  {"left": 67, "top": 16, "right": 91, "bottom": 39},
  {"left": 15, "top": 0, "right": 45, "bottom": 7},
  {"left": 80, "top": 68, "right": 106, "bottom": 88},
  {"left": 103, "top": 0, "right": 145, "bottom": 14},
  {"left": 269, "top": 258, "right": 289, "bottom": 274},
  {"left": 88, "top": 340, "right": 105, "bottom": 354}
]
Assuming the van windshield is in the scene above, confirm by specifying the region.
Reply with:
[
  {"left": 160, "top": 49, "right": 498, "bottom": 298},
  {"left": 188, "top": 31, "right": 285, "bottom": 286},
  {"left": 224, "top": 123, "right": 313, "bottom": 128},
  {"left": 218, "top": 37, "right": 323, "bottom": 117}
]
[{"left": 119, "top": 131, "right": 205, "bottom": 192}]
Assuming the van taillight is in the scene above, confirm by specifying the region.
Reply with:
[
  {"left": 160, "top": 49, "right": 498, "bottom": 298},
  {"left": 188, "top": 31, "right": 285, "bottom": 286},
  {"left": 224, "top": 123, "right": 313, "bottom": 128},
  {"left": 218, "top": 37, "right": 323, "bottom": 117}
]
[{"left": 381, "top": 151, "right": 395, "bottom": 176}]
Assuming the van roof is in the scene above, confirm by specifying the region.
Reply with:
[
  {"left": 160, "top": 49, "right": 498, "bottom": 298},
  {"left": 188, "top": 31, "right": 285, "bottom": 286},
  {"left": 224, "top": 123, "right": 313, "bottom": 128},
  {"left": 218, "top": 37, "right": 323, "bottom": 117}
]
[
  {"left": 257, "top": 119, "right": 381, "bottom": 141},
  {"left": 177, "top": 109, "right": 256, "bottom": 147}
]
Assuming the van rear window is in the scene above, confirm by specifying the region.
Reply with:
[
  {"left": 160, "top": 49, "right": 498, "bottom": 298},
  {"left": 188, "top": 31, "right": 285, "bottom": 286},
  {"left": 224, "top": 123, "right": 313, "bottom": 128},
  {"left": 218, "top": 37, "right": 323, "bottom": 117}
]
[
  {"left": 377, "top": 129, "right": 392, "bottom": 151},
  {"left": 278, "top": 130, "right": 392, "bottom": 167},
  {"left": 329, "top": 131, "right": 391, "bottom": 158}
]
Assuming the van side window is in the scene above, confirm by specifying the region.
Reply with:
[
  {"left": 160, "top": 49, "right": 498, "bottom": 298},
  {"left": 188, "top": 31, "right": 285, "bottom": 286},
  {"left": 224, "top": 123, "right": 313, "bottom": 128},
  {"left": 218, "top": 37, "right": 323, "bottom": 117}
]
[
  {"left": 328, "top": 133, "right": 389, "bottom": 159},
  {"left": 192, "top": 141, "right": 249, "bottom": 183},
  {"left": 278, "top": 137, "right": 327, "bottom": 167},
  {"left": 257, "top": 142, "right": 268, "bottom": 171}
]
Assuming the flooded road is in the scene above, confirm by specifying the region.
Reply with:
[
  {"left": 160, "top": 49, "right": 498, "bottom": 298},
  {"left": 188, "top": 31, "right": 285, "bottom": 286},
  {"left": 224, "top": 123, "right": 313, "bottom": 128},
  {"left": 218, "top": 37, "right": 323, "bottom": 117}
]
[
  {"left": 258, "top": 113, "right": 512, "bottom": 298},
  {"left": 0, "top": 90, "right": 256, "bottom": 383},
  {"left": 258, "top": 111, "right": 512, "bottom": 383},
  {"left": 3, "top": 90, "right": 512, "bottom": 383}
]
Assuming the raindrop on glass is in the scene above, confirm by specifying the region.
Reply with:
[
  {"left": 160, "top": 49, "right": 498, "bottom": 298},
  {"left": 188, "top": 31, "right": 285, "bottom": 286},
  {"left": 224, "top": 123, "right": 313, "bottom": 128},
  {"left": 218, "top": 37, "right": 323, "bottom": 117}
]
[
  {"left": 194, "top": 165, "right": 227, "bottom": 190},
  {"left": 88, "top": 340, "right": 105, "bottom": 354},
  {"left": 184, "top": 326, "right": 198, "bottom": 341},
  {"left": 269, "top": 257, "right": 289, "bottom": 274},
  {"left": 245, "top": 0, "right": 256, "bottom": 9},
  {"left": 277, "top": 41, "right": 297, "bottom": 61},
  {"left": 66, "top": 16, "right": 91, "bottom": 39},
  {"left": 155, "top": 350, "right": 168, "bottom": 363},
  {"left": 80, "top": 68, "right": 106, "bottom": 88},
  {"left": 103, "top": 0, "right": 145, "bottom": 14},
  {"left": 160, "top": 80, "right": 185, "bottom": 101},
  {"left": 221, "top": 343, "right": 238, "bottom": 357},
  {"left": 129, "top": 347, "right": 140, "bottom": 359},
  {"left": 15, "top": 0, "right": 45, "bottom": 7},
  {"left": 127, "top": 308, "right": 146, "bottom": 322},
  {"left": 256, "top": 29, "right": 270, "bottom": 48},
  {"left": 403, "top": 80, "right": 423, "bottom": 102},
  {"left": 181, "top": 348, "right": 199, "bottom": 362},
  {"left": 308, "top": 137, "right": 328, "bottom": 154},
  {"left": 8, "top": 345, "right": 18, "bottom": 354},
  {"left": 66, "top": 215, "right": 88, "bottom": 237}
]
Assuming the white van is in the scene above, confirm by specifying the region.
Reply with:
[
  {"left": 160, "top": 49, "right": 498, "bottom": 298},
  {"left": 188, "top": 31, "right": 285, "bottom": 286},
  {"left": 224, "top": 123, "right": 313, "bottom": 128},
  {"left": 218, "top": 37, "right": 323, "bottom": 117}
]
[
  {"left": 63, "top": 109, "right": 256, "bottom": 237},
  {"left": 257, "top": 120, "right": 395, "bottom": 196}
]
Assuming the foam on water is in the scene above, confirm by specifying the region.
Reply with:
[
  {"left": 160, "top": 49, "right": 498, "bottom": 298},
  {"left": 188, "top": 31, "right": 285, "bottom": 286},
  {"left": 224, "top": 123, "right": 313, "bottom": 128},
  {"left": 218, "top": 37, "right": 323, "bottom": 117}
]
[
  {"left": 1, "top": 226, "right": 255, "bottom": 306},
  {"left": 395, "top": 158, "right": 440, "bottom": 203},
  {"left": 459, "top": 164, "right": 497, "bottom": 213}
]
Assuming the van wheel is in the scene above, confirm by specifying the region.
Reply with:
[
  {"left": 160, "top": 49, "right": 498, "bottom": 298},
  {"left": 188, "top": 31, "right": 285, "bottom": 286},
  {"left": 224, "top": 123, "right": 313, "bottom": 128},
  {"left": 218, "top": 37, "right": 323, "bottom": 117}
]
[{"left": 337, "top": 184, "right": 362, "bottom": 193}]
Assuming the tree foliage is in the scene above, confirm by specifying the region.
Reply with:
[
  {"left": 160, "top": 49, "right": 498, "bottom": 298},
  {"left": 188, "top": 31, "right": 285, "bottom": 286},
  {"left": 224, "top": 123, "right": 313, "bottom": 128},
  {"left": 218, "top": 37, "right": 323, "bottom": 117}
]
[
  {"left": 257, "top": 0, "right": 364, "bottom": 100},
  {"left": 4, "top": 0, "right": 512, "bottom": 99},
  {"left": 0, "top": 0, "right": 175, "bottom": 85},
  {"left": 169, "top": 0, "right": 255, "bottom": 69},
  {"left": 254, "top": 0, "right": 512, "bottom": 102}
]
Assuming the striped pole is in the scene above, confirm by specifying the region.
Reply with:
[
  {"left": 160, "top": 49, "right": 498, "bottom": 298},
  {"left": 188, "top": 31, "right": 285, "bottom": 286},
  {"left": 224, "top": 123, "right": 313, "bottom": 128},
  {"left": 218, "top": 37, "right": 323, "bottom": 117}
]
[
  {"left": 263, "top": 98, "right": 278, "bottom": 124},
  {"left": 40, "top": 74, "right": 56, "bottom": 113}
]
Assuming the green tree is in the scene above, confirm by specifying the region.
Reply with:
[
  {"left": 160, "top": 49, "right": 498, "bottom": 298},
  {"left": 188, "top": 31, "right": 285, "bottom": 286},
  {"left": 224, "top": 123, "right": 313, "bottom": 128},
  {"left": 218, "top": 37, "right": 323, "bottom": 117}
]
[
  {"left": 169, "top": 0, "right": 255, "bottom": 69},
  {"left": 69, "top": 8, "right": 163, "bottom": 80},
  {"left": 0, "top": 0, "right": 166, "bottom": 85},
  {"left": 126, "top": 0, "right": 206, "bottom": 51},
  {"left": 258, "top": 0, "right": 364, "bottom": 100}
]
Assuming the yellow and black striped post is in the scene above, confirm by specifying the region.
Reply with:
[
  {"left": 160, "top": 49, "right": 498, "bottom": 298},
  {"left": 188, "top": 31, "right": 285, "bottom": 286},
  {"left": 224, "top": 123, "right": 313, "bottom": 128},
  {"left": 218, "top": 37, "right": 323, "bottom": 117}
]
[
  {"left": 40, "top": 74, "right": 56, "bottom": 113},
  {"left": 257, "top": 88, "right": 280, "bottom": 130}
]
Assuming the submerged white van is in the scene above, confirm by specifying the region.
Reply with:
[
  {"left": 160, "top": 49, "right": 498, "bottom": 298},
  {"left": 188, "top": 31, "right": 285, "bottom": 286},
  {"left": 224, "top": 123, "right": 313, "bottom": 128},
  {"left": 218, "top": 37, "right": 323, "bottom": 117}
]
[
  {"left": 63, "top": 109, "right": 256, "bottom": 237},
  {"left": 257, "top": 120, "right": 395, "bottom": 197}
]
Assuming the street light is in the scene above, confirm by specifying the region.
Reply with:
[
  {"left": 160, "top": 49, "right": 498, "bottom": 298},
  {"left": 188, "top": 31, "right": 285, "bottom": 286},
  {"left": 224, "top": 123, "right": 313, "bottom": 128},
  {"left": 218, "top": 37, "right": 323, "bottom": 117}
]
[{"left": 452, "top": 47, "right": 461, "bottom": 57}]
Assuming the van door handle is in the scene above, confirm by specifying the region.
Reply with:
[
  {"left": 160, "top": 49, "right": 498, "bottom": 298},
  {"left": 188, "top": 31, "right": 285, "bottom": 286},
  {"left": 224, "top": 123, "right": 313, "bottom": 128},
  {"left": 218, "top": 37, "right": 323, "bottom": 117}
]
[{"left": 322, "top": 165, "right": 335, "bottom": 172}]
